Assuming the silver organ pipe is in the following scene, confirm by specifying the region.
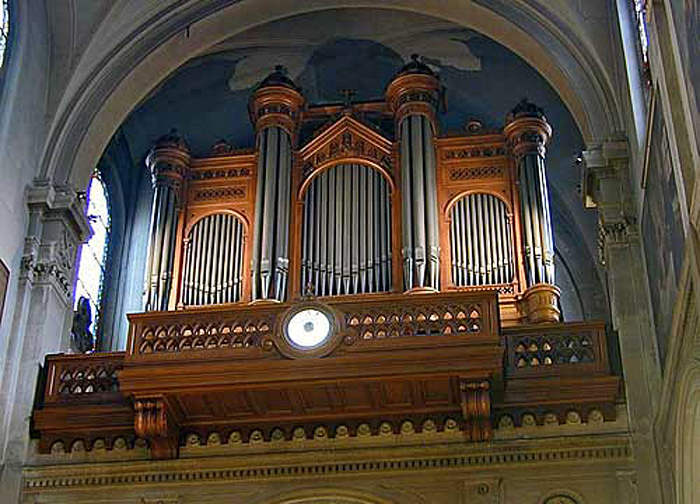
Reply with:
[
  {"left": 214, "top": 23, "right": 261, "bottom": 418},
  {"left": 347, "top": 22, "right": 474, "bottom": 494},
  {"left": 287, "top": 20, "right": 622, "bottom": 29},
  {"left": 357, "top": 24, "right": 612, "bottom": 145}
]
[
  {"left": 450, "top": 193, "right": 514, "bottom": 287},
  {"left": 399, "top": 114, "right": 440, "bottom": 290},
  {"left": 301, "top": 164, "right": 392, "bottom": 296},
  {"left": 250, "top": 126, "right": 293, "bottom": 301},
  {"left": 143, "top": 133, "right": 189, "bottom": 312},
  {"left": 181, "top": 213, "right": 244, "bottom": 305}
]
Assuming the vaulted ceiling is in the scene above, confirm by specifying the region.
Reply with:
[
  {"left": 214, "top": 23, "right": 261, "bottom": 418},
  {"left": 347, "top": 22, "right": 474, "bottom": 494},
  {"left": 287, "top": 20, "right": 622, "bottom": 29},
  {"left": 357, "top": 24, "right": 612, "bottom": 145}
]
[{"left": 38, "top": 1, "right": 620, "bottom": 320}]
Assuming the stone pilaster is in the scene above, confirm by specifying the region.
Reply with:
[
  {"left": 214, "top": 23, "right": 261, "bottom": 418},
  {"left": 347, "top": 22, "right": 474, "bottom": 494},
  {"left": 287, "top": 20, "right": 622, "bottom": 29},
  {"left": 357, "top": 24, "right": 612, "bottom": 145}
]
[
  {"left": 0, "top": 182, "right": 90, "bottom": 501},
  {"left": 582, "top": 139, "right": 666, "bottom": 504}
]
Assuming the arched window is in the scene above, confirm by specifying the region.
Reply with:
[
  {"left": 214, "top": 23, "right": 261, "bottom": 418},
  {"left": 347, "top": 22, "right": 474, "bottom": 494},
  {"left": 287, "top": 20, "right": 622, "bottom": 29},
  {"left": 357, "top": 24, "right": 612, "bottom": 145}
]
[
  {"left": 633, "top": 0, "right": 650, "bottom": 62},
  {"left": 0, "top": 0, "right": 8, "bottom": 68},
  {"left": 632, "top": 0, "right": 650, "bottom": 82},
  {"left": 73, "top": 173, "right": 111, "bottom": 339}
]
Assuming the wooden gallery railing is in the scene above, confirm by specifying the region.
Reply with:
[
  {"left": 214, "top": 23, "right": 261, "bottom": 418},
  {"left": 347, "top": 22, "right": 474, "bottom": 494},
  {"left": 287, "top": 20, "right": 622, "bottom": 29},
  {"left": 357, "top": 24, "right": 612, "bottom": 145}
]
[{"left": 32, "top": 293, "right": 619, "bottom": 459}]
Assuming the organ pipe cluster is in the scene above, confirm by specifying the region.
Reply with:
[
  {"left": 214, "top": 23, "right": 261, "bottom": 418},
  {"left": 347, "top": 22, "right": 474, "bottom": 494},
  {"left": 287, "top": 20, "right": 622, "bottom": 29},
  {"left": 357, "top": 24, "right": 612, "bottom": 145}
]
[
  {"left": 249, "top": 67, "right": 305, "bottom": 302},
  {"left": 301, "top": 164, "right": 392, "bottom": 296},
  {"left": 181, "top": 213, "right": 245, "bottom": 305},
  {"left": 143, "top": 132, "right": 190, "bottom": 311},
  {"left": 450, "top": 193, "right": 515, "bottom": 287},
  {"left": 386, "top": 55, "right": 441, "bottom": 292},
  {"left": 504, "top": 99, "right": 555, "bottom": 288}
]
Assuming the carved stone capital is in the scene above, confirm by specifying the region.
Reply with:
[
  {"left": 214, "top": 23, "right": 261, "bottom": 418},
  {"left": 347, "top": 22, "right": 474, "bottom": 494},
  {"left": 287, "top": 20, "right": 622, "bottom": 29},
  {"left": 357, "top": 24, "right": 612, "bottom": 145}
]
[
  {"left": 581, "top": 140, "right": 629, "bottom": 209},
  {"left": 459, "top": 379, "right": 492, "bottom": 442},
  {"left": 134, "top": 397, "right": 180, "bottom": 459},
  {"left": 21, "top": 183, "right": 90, "bottom": 300}
]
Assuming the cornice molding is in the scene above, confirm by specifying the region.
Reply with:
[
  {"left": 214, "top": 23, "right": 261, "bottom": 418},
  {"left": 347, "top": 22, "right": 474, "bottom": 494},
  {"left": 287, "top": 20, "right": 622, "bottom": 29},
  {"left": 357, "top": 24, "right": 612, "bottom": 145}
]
[{"left": 23, "top": 435, "right": 633, "bottom": 493}]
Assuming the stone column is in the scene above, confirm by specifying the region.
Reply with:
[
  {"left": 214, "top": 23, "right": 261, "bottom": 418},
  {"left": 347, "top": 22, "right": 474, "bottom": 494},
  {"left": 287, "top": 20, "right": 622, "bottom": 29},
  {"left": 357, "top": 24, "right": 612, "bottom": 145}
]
[
  {"left": 386, "top": 55, "right": 441, "bottom": 292},
  {"left": 504, "top": 99, "right": 560, "bottom": 323},
  {"left": 0, "top": 183, "right": 90, "bottom": 501},
  {"left": 249, "top": 67, "right": 304, "bottom": 302},
  {"left": 143, "top": 131, "right": 190, "bottom": 312},
  {"left": 583, "top": 140, "right": 666, "bottom": 504}
]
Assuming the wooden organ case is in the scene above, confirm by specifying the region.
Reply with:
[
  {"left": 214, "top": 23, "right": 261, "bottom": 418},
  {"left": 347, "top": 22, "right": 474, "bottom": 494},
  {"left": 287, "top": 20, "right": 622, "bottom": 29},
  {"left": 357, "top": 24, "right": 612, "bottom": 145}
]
[{"left": 32, "top": 60, "right": 620, "bottom": 460}]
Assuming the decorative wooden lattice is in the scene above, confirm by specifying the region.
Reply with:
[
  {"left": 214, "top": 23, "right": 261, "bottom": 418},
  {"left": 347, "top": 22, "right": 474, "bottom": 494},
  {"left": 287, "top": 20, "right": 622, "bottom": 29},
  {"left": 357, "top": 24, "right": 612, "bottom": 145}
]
[
  {"left": 344, "top": 303, "right": 483, "bottom": 340},
  {"left": 137, "top": 317, "right": 275, "bottom": 354},
  {"left": 45, "top": 354, "right": 124, "bottom": 403}
]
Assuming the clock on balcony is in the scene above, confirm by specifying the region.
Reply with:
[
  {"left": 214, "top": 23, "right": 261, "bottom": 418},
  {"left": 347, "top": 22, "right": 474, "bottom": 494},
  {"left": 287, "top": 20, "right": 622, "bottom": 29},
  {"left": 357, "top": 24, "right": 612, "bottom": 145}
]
[
  {"left": 286, "top": 308, "right": 332, "bottom": 348},
  {"left": 279, "top": 303, "right": 339, "bottom": 358}
]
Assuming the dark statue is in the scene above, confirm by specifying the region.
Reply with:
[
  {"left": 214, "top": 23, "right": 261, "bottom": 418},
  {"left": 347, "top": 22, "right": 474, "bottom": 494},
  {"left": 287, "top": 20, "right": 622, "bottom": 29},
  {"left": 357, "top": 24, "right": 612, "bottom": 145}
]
[{"left": 71, "top": 296, "right": 94, "bottom": 353}]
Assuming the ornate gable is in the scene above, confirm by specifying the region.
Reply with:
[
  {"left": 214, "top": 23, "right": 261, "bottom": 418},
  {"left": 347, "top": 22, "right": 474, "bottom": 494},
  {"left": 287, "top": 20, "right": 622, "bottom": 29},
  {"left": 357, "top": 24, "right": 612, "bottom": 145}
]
[{"left": 297, "top": 115, "right": 394, "bottom": 181}]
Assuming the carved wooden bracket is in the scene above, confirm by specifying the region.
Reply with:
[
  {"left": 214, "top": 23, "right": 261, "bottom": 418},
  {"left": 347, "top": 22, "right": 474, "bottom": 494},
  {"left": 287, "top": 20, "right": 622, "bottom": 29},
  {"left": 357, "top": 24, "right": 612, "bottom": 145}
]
[
  {"left": 460, "top": 379, "right": 492, "bottom": 442},
  {"left": 134, "top": 396, "right": 180, "bottom": 459}
]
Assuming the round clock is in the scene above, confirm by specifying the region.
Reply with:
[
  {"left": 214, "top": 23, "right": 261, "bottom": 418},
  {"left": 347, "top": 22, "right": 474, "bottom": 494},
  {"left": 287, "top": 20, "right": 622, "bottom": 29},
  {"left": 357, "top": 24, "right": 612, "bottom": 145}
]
[{"left": 285, "top": 308, "right": 333, "bottom": 349}]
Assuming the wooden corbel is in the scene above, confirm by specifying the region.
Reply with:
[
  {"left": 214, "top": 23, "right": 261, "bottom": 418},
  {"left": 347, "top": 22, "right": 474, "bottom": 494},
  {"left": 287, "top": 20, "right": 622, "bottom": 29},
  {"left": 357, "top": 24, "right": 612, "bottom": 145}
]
[
  {"left": 460, "top": 379, "right": 492, "bottom": 442},
  {"left": 134, "top": 396, "right": 181, "bottom": 459}
]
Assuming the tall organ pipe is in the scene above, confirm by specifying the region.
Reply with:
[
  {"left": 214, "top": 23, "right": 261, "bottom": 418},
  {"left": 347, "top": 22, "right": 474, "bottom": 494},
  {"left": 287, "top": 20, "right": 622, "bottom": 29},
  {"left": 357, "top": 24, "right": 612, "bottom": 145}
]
[
  {"left": 249, "top": 69, "right": 304, "bottom": 301},
  {"left": 143, "top": 132, "right": 190, "bottom": 312},
  {"left": 250, "top": 125, "right": 294, "bottom": 301},
  {"left": 386, "top": 56, "right": 441, "bottom": 291},
  {"left": 300, "top": 164, "right": 392, "bottom": 296},
  {"left": 504, "top": 99, "right": 556, "bottom": 288}
]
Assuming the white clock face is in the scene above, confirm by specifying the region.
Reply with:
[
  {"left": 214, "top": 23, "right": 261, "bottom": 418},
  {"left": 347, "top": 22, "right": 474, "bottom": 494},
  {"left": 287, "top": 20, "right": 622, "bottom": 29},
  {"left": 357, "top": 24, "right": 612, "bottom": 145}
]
[{"left": 286, "top": 309, "right": 332, "bottom": 348}]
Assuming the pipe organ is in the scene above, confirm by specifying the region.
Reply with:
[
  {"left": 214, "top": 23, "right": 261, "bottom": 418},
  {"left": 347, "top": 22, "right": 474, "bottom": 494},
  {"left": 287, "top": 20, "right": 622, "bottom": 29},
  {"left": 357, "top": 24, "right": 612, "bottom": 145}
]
[
  {"left": 35, "top": 57, "right": 624, "bottom": 463},
  {"left": 141, "top": 58, "right": 562, "bottom": 325}
]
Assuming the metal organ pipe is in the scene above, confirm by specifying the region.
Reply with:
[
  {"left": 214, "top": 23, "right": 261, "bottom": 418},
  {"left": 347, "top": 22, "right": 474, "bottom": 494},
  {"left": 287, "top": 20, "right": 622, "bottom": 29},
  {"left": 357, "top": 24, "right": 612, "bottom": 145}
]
[
  {"left": 504, "top": 99, "right": 556, "bottom": 288},
  {"left": 301, "top": 164, "right": 392, "bottom": 297},
  {"left": 181, "top": 213, "right": 244, "bottom": 305},
  {"left": 250, "top": 125, "right": 294, "bottom": 301},
  {"left": 449, "top": 193, "right": 515, "bottom": 288},
  {"left": 143, "top": 132, "right": 189, "bottom": 312}
]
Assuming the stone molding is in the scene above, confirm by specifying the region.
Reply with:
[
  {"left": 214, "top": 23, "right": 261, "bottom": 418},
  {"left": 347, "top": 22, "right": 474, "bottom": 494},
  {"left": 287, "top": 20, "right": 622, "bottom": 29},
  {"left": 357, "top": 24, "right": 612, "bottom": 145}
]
[
  {"left": 19, "top": 183, "right": 91, "bottom": 300},
  {"left": 23, "top": 435, "right": 632, "bottom": 493}
]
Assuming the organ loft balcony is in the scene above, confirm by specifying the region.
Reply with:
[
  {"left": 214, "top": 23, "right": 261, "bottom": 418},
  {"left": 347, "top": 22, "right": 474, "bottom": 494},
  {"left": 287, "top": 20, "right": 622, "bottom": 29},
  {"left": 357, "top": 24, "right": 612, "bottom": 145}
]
[{"left": 31, "top": 63, "right": 620, "bottom": 460}]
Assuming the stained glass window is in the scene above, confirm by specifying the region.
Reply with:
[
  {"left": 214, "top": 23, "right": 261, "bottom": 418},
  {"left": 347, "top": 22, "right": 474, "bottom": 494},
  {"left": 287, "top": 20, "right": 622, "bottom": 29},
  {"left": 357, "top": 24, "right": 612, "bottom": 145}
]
[
  {"left": 0, "top": 0, "right": 8, "bottom": 68},
  {"left": 633, "top": 0, "right": 650, "bottom": 64},
  {"left": 73, "top": 174, "right": 111, "bottom": 338}
]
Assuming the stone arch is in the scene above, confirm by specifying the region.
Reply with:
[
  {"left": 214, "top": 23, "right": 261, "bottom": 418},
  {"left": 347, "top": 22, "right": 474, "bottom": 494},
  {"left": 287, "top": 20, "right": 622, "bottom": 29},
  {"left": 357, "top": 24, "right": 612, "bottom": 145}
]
[
  {"left": 675, "top": 364, "right": 700, "bottom": 503},
  {"left": 539, "top": 489, "right": 586, "bottom": 504},
  {"left": 37, "top": 0, "right": 622, "bottom": 193}
]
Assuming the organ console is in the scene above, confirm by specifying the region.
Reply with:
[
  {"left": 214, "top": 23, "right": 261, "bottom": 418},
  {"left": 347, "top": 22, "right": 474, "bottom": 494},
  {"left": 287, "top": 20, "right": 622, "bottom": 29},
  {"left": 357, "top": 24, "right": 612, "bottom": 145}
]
[{"left": 32, "top": 57, "right": 619, "bottom": 460}]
